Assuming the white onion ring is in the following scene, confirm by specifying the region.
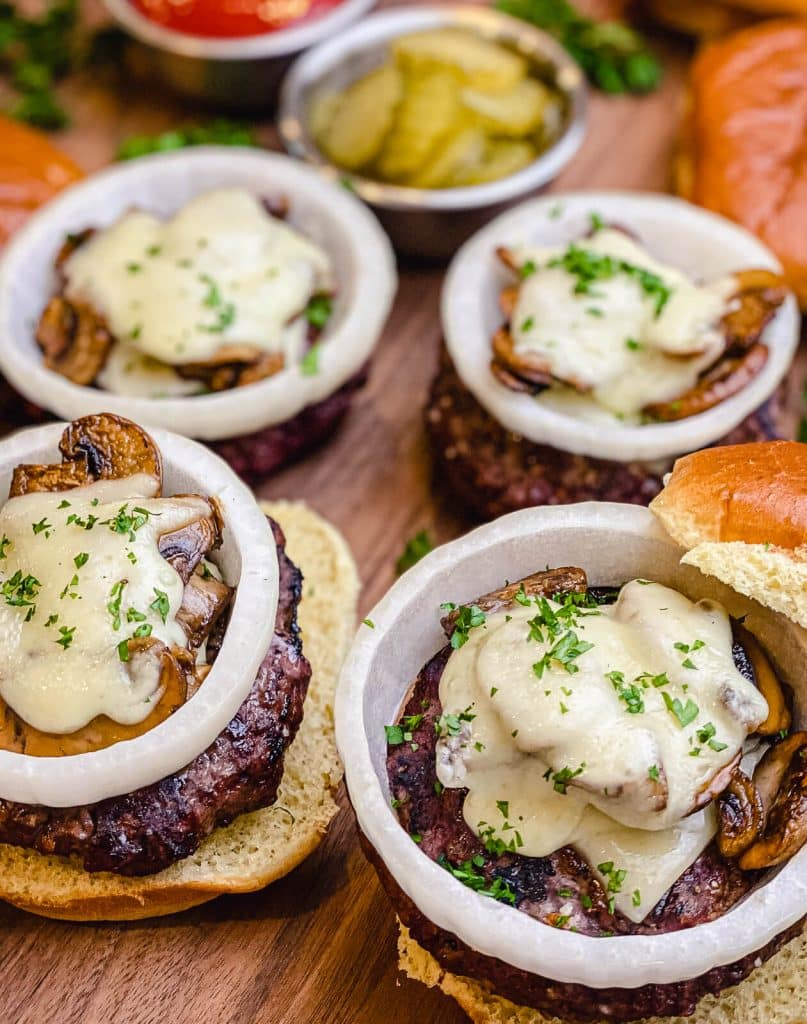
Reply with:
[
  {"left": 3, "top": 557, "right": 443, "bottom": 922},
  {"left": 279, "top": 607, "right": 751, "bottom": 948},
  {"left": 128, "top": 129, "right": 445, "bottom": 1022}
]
[
  {"left": 335, "top": 502, "right": 807, "bottom": 988},
  {"left": 441, "top": 192, "right": 800, "bottom": 462},
  {"left": 0, "top": 422, "right": 278, "bottom": 807},
  {"left": 0, "top": 148, "right": 398, "bottom": 440}
]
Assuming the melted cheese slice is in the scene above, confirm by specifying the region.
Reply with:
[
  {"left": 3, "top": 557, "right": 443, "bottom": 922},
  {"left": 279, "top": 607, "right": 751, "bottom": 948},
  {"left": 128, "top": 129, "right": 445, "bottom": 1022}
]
[
  {"left": 0, "top": 476, "right": 211, "bottom": 734},
  {"left": 64, "top": 188, "right": 333, "bottom": 371},
  {"left": 508, "top": 229, "right": 735, "bottom": 419},
  {"left": 436, "top": 581, "right": 768, "bottom": 923}
]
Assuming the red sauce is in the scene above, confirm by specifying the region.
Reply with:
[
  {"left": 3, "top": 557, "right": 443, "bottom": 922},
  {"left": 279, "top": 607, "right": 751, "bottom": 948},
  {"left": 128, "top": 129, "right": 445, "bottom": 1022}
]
[{"left": 131, "top": 0, "right": 345, "bottom": 38}]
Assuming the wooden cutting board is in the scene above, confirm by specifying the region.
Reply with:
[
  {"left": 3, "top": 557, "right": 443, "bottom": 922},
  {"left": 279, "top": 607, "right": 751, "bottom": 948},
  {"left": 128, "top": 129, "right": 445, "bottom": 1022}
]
[{"left": 0, "top": 3, "right": 803, "bottom": 1023}]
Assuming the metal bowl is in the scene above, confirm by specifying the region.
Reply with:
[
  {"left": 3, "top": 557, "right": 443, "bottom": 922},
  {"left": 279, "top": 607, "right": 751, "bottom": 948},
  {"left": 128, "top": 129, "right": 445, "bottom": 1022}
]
[
  {"left": 101, "top": 0, "right": 378, "bottom": 109},
  {"left": 278, "top": 4, "right": 588, "bottom": 261}
]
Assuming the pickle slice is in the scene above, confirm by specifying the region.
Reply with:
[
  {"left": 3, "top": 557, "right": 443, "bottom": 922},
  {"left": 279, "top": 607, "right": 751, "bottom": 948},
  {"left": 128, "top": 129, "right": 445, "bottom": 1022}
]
[
  {"left": 462, "top": 78, "right": 554, "bottom": 137},
  {"left": 392, "top": 28, "right": 527, "bottom": 93},
  {"left": 317, "top": 64, "right": 403, "bottom": 171},
  {"left": 374, "top": 69, "right": 460, "bottom": 181},
  {"left": 452, "top": 140, "right": 537, "bottom": 186},
  {"left": 408, "top": 125, "right": 488, "bottom": 189}
]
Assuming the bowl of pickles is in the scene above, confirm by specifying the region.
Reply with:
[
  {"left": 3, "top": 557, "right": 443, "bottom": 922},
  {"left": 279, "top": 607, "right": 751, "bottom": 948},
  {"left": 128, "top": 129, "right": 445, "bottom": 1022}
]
[{"left": 278, "top": 4, "right": 587, "bottom": 259}]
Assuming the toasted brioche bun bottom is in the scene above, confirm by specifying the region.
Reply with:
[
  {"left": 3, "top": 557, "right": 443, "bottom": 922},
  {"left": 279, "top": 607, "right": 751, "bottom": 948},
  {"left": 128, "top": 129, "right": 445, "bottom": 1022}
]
[
  {"left": 398, "top": 926, "right": 807, "bottom": 1024},
  {"left": 0, "top": 500, "right": 359, "bottom": 921}
]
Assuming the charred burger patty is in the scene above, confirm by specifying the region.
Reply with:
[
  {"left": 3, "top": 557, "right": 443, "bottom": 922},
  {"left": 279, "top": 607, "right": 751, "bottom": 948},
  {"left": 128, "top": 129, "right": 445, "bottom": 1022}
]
[
  {"left": 426, "top": 350, "right": 782, "bottom": 521},
  {"left": 0, "top": 517, "right": 311, "bottom": 878}
]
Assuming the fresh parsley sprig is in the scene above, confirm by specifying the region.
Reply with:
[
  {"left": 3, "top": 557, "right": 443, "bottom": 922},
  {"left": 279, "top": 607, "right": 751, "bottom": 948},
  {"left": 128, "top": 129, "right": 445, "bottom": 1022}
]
[{"left": 495, "top": 0, "right": 662, "bottom": 95}]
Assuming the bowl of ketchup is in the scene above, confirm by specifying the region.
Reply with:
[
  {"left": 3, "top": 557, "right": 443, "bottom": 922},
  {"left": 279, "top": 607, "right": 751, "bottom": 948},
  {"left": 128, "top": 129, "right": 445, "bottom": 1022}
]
[{"left": 102, "top": 0, "right": 376, "bottom": 108}]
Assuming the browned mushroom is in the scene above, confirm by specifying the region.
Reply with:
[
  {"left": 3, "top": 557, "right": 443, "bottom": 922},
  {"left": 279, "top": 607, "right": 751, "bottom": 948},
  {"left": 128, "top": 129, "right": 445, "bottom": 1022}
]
[
  {"left": 59, "top": 413, "right": 163, "bottom": 486},
  {"left": 441, "top": 566, "right": 588, "bottom": 636},
  {"left": 9, "top": 414, "right": 163, "bottom": 498},
  {"left": 500, "top": 286, "right": 519, "bottom": 318},
  {"left": 739, "top": 732, "right": 807, "bottom": 870},
  {"left": 0, "top": 639, "right": 190, "bottom": 757},
  {"left": 690, "top": 751, "right": 743, "bottom": 815},
  {"left": 643, "top": 342, "right": 769, "bottom": 423},
  {"left": 717, "top": 766, "right": 765, "bottom": 859},
  {"left": 734, "top": 625, "right": 792, "bottom": 736},
  {"left": 158, "top": 513, "right": 221, "bottom": 583},
  {"left": 175, "top": 568, "right": 233, "bottom": 650},
  {"left": 490, "top": 327, "right": 556, "bottom": 393},
  {"left": 54, "top": 227, "right": 95, "bottom": 277},
  {"left": 176, "top": 344, "right": 284, "bottom": 392},
  {"left": 721, "top": 269, "right": 789, "bottom": 351},
  {"left": 10, "top": 458, "right": 91, "bottom": 498},
  {"left": 36, "top": 296, "right": 114, "bottom": 386},
  {"left": 495, "top": 245, "right": 522, "bottom": 274}
]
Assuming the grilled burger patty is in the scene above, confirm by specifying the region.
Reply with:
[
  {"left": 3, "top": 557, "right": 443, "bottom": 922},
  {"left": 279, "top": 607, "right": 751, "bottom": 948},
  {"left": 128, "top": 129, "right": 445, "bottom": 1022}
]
[
  {"left": 0, "top": 372, "right": 368, "bottom": 483},
  {"left": 382, "top": 639, "right": 797, "bottom": 1020},
  {"left": 0, "top": 517, "right": 311, "bottom": 877},
  {"left": 426, "top": 350, "right": 783, "bottom": 521}
]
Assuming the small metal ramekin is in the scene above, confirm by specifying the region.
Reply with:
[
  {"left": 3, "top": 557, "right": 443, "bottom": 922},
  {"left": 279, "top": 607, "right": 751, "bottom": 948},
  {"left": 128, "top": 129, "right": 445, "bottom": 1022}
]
[
  {"left": 278, "top": 4, "right": 588, "bottom": 260},
  {"left": 101, "top": 0, "right": 378, "bottom": 109}
]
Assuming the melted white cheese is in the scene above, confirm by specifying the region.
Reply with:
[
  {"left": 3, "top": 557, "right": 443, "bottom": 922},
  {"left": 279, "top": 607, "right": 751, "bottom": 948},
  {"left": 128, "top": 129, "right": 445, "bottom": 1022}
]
[
  {"left": 436, "top": 581, "right": 768, "bottom": 923},
  {"left": 0, "top": 477, "right": 211, "bottom": 734},
  {"left": 64, "top": 188, "right": 333, "bottom": 370},
  {"left": 508, "top": 229, "right": 735, "bottom": 419}
]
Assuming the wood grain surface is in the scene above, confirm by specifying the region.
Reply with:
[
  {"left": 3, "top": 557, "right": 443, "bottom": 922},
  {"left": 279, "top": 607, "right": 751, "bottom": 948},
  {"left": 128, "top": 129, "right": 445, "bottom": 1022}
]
[{"left": 0, "top": 3, "right": 804, "bottom": 1023}]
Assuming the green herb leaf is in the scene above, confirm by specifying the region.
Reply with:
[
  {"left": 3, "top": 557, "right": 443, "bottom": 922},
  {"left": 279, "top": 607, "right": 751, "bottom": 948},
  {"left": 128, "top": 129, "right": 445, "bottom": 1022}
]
[{"left": 396, "top": 530, "right": 433, "bottom": 575}]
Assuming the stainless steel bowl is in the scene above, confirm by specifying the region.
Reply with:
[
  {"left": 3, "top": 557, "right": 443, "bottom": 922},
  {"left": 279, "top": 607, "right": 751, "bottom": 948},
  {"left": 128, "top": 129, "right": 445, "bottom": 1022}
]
[
  {"left": 101, "top": 0, "right": 378, "bottom": 109},
  {"left": 278, "top": 4, "right": 588, "bottom": 260}
]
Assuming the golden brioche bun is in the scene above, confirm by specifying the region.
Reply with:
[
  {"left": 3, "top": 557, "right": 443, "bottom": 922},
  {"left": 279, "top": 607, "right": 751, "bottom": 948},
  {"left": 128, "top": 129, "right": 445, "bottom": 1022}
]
[
  {"left": 676, "top": 19, "right": 807, "bottom": 308},
  {"left": 398, "top": 925, "right": 807, "bottom": 1024},
  {"left": 650, "top": 441, "right": 807, "bottom": 628},
  {"left": 0, "top": 501, "right": 359, "bottom": 921}
]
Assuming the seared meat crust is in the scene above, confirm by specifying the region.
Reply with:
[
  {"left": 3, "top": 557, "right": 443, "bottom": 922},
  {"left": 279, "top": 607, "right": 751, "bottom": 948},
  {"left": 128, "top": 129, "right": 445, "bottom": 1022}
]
[
  {"left": 386, "top": 647, "right": 754, "bottom": 940},
  {"left": 0, "top": 518, "right": 311, "bottom": 877},
  {"left": 366, "top": 842, "right": 803, "bottom": 1022},
  {"left": 0, "top": 371, "right": 368, "bottom": 483},
  {"left": 376, "top": 637, "right": 798, "bottom": 1020},
  {"left": 426, "top": 350, "right": 782, "bottom": 521}
]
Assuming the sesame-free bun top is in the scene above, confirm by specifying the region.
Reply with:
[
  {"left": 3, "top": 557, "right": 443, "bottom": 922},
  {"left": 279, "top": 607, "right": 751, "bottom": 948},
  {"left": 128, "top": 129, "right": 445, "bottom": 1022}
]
[
  {"left": 650, "top": 440, "right": 807, "bottom": 627},
  {"left": 677, "top": 20, "right": 807, "bottom": 307}
]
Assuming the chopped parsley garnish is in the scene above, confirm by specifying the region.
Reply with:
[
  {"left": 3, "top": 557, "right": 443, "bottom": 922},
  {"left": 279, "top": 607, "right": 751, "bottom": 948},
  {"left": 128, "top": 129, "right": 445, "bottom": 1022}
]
[
  {"left": 117, "top": 639, "right": 130, "bottom": 662},
  {"left": 300, "top": 343, "right": 321, "bottom": 377},
  {"left": 126, "top": 607, "right": 146, "bottom": 623},
  {"left": 73, "top": 552, "right": 89, "bottom": 569},
  {"left": 496, "top": 800, "right": 510, "bottom": 818},
  {"left": 632, "top": 889, "right": 642, "bottom": 908},
  {"left": 437, "top": 854, "right": 517, "bottom": 905},
  {"left": 607, "top": 671, "right": 645, "bottom": 714},
  {"left": 597, "top": 860, "right": 627, "bottom": 914},
  {"left": 648, "top": 764, "right": 660, "bottom": 782},
  {"left": 2, "top": 571, "right": 40, "bottom": 610},
  {"left": 395, "top": 530, "right": 433, "bottom": 575},
  {"left": 520, "top": 259, "right": 537, "bottom": 279},
  {"left": 150, "top": 588, "right": 169, "bottom": 624},
  {"left": 435, "top": 707, "right": 476, "bottom": 739},
  {"left": 0, "top": 535, "right": 9, "bottom": 559},
  {"left": 662, "top": 692, "right": 699, "bottom": 728},
  {"left": 625, "top": 338, "right": 642, "bottom": 351},
  {"left": 695, "top": 721, "right": 728, "bottom": 753},
  {"left": 544, "top": 763, "right": 586, "bottom": 795},
  {"left": 520, "top": 315, "right": 535, "bottom": 332},
  {"left": 55, "top": 625, "right": 76, "bottom": 649},
  {"left": 384, "top": 724, "right": 404, "bottom": 746},
  {"left": 58, "top": 500, "right": 71, "bottom": 509},
  {"left": 304, "top": 294, "right": 333, "bottom": 330},
  {"left": 126, "top": 262, "right": 142, "bottom": 274},
  {"left": 31, "top": 517, "right": 51, "bottom": 535},
  {"left": 532, "top": 629, "right": 594, "bottom": 679},
  {"left": 547, "top": 244, "right": 672, "bottom": 316},
  {"left": 102, "top": 504, "right": 152, "bottom": 541},
  {"left": 59, "top": 573, "right": 79, "bottom": 600},
  {"left": 45, "top": 613, "right": 58, "bottom": 627},
  {"left": 117, "top": 121, "right": 256, "bottom": 161},
  {"left": 362, "top": 617, "right": 375, "bottom": 628},
  {"left": 132, "top": 623, "right": 152, "bottom": 638},
  {"left": 448, "top": 605, "right": 486, "bottom": 650},
  {"left": 107, "top": 579, "right": 126, "bottom": 630}
]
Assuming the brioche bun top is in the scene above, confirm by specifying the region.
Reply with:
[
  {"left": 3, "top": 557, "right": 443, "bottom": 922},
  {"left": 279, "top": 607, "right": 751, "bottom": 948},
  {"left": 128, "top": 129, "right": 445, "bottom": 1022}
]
[
  {"left": 678, "top": 20, "right": 807, "bottom": 307},
  {"left": 651, "top": 441, "right": 807, "bottom": 551}
]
